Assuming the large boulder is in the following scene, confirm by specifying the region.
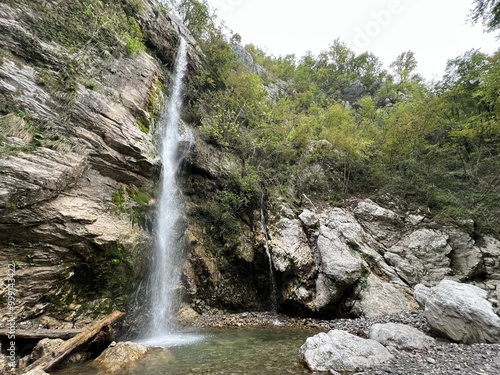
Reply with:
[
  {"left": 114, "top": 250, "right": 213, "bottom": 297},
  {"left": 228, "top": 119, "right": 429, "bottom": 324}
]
[
  {"left": 415, "top": 280, "right": 500, "bottom": 343},
  {"left": 299, "top": 330, "right": 393, "bottom": 373},
  {"left": 384, "top": 229, "right": 452, "bottom": 286},
  {"left": 269, "top": 218, "right": 315, "bottom": 276},
  {"left": 313, "top": 221, "right": 365, "bottom": 310},
  {"left": 29, "top": 338, "right": 64, "bottom": 364},
  {"left": 369, "top": 323, "right": 435, "bottom": 350},
  {"left": 94, "top": 342, "right": 148, "bottom": 374},
  {"left": 349, "top": 275, "right": 418, "bottom": 318},
  {"left": 446, "top": 228, "right": 484, "bottom": 279},
  {"left": 309, "top": 209, "right": 368, "bottom": 312}
]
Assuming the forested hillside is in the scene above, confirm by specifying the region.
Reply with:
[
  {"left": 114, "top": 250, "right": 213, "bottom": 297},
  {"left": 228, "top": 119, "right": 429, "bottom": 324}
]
[{"left": 174, "top": 0, "right": 500, "bottom": 239}]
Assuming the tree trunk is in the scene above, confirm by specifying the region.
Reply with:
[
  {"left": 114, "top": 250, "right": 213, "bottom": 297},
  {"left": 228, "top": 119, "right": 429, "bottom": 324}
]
[
  {"left": 22, "top": 310, "right": 124, "bottom": 373},
  {"left": 0, "top": 329, "right": 82, "bottom": 341}
]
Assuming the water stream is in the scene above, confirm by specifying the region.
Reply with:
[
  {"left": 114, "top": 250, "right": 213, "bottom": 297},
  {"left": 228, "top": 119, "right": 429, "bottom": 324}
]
[
  {"left": 140, "top": 37, "right": 197, "bottom": 346},
  {"left": 259, "top": 193, "right": 279, "bottom": 319},
  {"left": 55, "top": 327, "right": 316, "bottom": 375}
]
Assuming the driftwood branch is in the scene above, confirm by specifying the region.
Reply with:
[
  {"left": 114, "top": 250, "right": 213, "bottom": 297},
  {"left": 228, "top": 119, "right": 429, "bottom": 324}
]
[
  {"left": 22, "top": 310, "right": 124, "bottom": 373},
  {"left": 0, "top": 329, "right": 82, "bottom": 341}
]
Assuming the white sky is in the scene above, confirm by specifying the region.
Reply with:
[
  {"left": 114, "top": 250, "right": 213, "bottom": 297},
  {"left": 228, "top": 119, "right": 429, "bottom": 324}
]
[{"left": 205, "top": 0, "right": 499, "bottom": 81}]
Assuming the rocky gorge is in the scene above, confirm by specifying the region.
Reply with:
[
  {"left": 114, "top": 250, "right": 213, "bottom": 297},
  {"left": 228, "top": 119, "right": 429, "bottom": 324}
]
[{"left": 0, "top": 0, "right": 499, "bottom": 374}]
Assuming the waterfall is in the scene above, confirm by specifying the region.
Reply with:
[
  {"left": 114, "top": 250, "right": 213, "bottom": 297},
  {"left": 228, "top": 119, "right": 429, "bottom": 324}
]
[
  {"left": 141, "top": 37, "right": 191, "bottom": 343},
  {"left": 259, "top": 193, "right": 279, "bottom": 318}
]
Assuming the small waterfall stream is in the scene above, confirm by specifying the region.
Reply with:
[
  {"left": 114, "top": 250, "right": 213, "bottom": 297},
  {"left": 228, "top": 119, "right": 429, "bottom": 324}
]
[
  {"left": 259, "top": 193, "right": 279, "bottom": 320},
  {"left": 140, "top": 37, "right": 199, "bottom": 346}
]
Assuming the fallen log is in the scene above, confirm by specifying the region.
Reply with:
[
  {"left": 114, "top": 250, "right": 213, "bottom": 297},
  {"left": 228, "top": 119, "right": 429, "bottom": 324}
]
[
  {"left": 22, "top": 310, "right": 124, "bottom": 374},
  {"left": 0, "top": 329, "right": 82, "bottom": 341}
]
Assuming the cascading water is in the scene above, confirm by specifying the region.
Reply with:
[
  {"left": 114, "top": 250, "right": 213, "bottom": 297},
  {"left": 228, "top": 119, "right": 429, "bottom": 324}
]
[
  {"left": 259, "top": 193, "right": 279, "bottom": 322},
  {"left": 140, "top": 37, "right": 199, "bottom": 346}
]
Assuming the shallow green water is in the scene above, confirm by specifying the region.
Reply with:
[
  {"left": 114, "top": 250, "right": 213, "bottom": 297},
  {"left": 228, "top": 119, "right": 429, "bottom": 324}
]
[{"left": 55, "top": 327, "right": 318, "bottom": 374}]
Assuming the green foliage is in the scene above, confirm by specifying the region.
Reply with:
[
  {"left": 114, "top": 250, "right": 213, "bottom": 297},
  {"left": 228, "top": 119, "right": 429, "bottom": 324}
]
[
  {"left": 0, "top": 112, "right": 71, "bottom": 155},
  {"left": 124, "top": 17, "right": 145, "bottom": 55},
  {"left": 176, "top": 0, "right": 213, "bottom": 41},
  {"left": 70, "top": 242, "right": 139, "bottom": 311},
  {"left": 121, "top": 0, "right": 145, "bottom": 16},
  {"left": 112, "top": 186, "right": 153, "bottom": 230},
  {"left": 471, "top": 0, "right": 500, "bottom": 32},
  {"left": 27, "top": 0, "right": 145, "bottom": 56},
  {"left": 184, "top": 4, "right": 500, "bottom": 237}
]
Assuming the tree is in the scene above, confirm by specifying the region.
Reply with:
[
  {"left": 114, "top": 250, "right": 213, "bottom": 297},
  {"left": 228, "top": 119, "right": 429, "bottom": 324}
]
[
  {"left": 170, "top": 0, "right": 214, "bottom": 41},
  {"left": 471, "top": 0, "right": 500, "bottom": 32},
  {"left": 390, "top": 51, "right": 419, "bottom": 83}
]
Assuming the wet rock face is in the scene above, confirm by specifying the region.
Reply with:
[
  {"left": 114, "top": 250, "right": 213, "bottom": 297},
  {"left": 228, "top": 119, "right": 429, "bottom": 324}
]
[{"left": 0, "top": 0, "right": 196, "bottom": 323}]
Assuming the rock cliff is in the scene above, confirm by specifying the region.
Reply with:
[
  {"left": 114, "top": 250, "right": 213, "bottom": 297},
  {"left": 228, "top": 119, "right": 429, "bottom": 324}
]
[
  {"left": 0, "top": 0, "right": 193, "bottom": 323},
  {"left": 0, "top": 0, "right": 498, "bottom": 328}
]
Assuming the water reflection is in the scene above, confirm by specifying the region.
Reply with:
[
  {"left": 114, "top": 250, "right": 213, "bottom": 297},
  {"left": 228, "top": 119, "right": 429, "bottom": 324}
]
[{"left": 54, "top": 327, "right": 318, "bottom": 375}]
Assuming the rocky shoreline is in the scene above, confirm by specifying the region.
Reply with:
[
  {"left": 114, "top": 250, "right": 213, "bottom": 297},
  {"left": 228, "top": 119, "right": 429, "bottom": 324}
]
[{"left": 186, "top": 311, "right": 500, "bottom": 375}]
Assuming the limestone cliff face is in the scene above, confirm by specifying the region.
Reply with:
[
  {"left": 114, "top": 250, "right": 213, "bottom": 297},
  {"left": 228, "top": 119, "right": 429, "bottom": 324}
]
[
  {"left": 267, "top": 199, "right": 499, "bottom": 318},
  {"left": 0, "top": 0, "right": 197, "bottom": 323},
  {"left": 1, "top": 0, "right": 498, "bottom": 327}
]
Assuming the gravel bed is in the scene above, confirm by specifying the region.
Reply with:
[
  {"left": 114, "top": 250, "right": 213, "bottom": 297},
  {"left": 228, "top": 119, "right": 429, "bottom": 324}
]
[
  {"left": 189, "top": 311, "right": 500, "bottom": 375},
  {"left": 321, "top": 311, "right": 500, "bottom": 375}
]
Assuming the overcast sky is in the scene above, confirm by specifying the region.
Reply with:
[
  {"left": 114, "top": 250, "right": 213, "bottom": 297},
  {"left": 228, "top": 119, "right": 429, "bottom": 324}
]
[{"left": 205, "top": 0, "right": 499, "bottom": 81}]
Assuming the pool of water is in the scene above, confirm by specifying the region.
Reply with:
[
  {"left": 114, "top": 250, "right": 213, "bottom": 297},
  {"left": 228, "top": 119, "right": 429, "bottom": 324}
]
[{"left": 54, "top": 327, "right": 318, "bottom": 374}]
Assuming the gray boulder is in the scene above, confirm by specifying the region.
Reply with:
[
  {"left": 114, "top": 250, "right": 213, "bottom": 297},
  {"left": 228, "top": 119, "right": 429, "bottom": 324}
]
[
  {"left": 298, "top": 209, "right": 319, "bottom": 229},
  {"left": 384, "top": 229, "right": 452, "bottom": 285},
  {"left": 369, "top": 322, "right": 435, "bottom": 350},
  {"left": 415, "top": 280, "right": 500, "bottom": 343},
  {"left": 269, "top": 218, "right": 315, "bottom": 275},
  {"left": 299, "top": 330, "right": 393, "bottom": 373},
  {"left": 350, "top": 275, "right": 418, "bottom": 318},
  {"left": 354, "top": 199, "right": 401, "bottom": 224},
  {"left": 446, "top": 228, "right": 483, "bottom": 279},
  {"left": 313, "top": 220, "right": 365, "bottom": 309}
]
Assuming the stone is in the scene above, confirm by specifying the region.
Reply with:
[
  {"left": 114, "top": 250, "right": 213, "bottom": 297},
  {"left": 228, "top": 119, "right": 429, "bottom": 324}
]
[
  {"left": 299, "top": 330, "right": 393, "bottom": 373},
  {"left": 369, "top": 323, "right": 435, "bottom": 350},
  {"left": 408, "top": 214, "right": 425, "bottom": 226},
  {"left": 351, "top": 275, "right": 418, "bottom": 318},
  {"left": 480, "top": 236, "right": 500, "bottom": 279},
  {"left": 298, "top": 209, "right": 319, "bottom": 228},
  {"left": 21, "top": 370, "right": 50, "bottom": 375},
  {"left": 354, "top": 199, "right": 401, "bottom": 224},
  {"left": 384, "top": 229, "right": 452, "bottom": 286},
  {"left": 415, "top": 280, "right": 500, "bottom": 343},
  {"left": 312, "top": 218, "right": 365, "bottom": 309},
  {"left": 0, "top": 354, "right": 11, "bottom": 374},
  {"left": 269, "top": 218, "right": 315, "bottom": 275},
  {"left": 0, "top": 149, "right": 86, "bottom": 209},
  {"left": 94, "top": 341, "right": 148, "bottom": 373},
  {"left": 341, "top": 79, "right": 366, "bottom": 103},
  {"left": 29, "top": 338, "right": 64, "bottom": 363},
  {"left": 446, "top": 228, "right": 483, "bottom": 279},
  {"left": 177, "top": 303, "right": 199, "bottom": 322},
  {"left": 231, "top": 44, "right": 258, "bottom": 74}
]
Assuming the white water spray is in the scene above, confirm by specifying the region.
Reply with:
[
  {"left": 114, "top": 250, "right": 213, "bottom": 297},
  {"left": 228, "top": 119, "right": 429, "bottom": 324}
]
[{"left": 141, "top": 38, "right": 197, "bottom": 345}]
